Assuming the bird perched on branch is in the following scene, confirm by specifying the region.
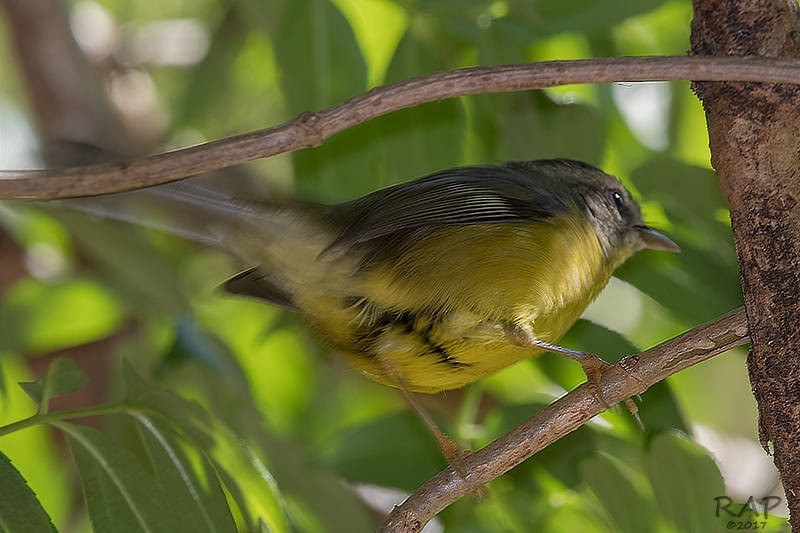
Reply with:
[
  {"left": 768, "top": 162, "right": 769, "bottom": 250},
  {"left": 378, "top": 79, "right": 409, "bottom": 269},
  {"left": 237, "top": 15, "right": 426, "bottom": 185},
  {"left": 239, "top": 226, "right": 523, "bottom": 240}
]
[{"left": 64, "top": 158, "right": 679, "bottom": 465}]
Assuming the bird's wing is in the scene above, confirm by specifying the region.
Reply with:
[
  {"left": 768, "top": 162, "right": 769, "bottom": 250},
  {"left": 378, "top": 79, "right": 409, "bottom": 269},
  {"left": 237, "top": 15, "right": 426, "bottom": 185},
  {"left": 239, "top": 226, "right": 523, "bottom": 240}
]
[
  {"left": 223, "top": 267, "right": 298, "bottom": 310},
  {"left": 324, "top": 165, "right": 567, "bottom": 254}
]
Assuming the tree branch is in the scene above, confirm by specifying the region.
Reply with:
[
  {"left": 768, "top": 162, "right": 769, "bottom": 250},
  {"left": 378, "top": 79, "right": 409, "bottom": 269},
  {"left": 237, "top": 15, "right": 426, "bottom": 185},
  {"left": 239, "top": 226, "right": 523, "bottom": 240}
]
[
  {"left": 381, "top": 307, "right": 749, "bottom": 533},
  {"left": 3, "top": 56, "right": 800, "bottom": 199}
]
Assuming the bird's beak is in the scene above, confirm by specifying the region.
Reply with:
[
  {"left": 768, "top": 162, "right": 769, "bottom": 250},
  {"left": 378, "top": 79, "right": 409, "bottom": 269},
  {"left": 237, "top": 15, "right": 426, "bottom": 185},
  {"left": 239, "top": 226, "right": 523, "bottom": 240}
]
[{"left": 636, "top": 226, "right": 680, "bottom": 252}]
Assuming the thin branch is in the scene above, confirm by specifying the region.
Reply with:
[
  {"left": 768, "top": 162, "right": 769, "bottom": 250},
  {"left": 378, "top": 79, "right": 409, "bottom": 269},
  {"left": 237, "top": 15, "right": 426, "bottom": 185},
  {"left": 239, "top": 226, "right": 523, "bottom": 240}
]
[
  {"left": 381, "top": 307, "right": 750, "bottom": 533},
  {"left": 2, "top": 56, "right": 800, "bottom": 199}
]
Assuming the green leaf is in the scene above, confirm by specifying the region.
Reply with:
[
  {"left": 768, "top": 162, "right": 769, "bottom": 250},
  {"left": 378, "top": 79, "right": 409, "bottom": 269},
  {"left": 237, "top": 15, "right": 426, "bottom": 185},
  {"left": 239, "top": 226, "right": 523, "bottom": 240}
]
[
  {"left": 58, "top": 422, "right": 182, "bottom": 533},
  {"left": 324, "top": 411, "right": 445, "bottom": 491},
  {"left": 121, "top": 360, "right": 214, "bottom": 450},
  {"left": 472, "top": 92, "right": 604, "bottom": 165},
  {"left": 645, "top": 432, "right": 726, "bottom": 533},
  {"left": 119, "top": 362, "right": 291, "bottom": 533},
  {"left": 371, "top": 31, "right": 466, "bottom": 183},
  {"left": 273, "top": 0, "right": 366, "bottom": 113},
  {"left": 581, "top": 453, "right": 657, "bottom": 533},
  {"left": 0, "top": 276, "right": 125, "bottom": 355},
  {"left": 619, "top": 159, "right": 741, "bottom": 324},
  {"left": 271, "top": 0, "right": 381, "bottom": 201},
  {"left": 0, "top": 356, "right": 6, "bottom": 398},
  {"left": 174, "top": 7, "right": 250, "bottom": 129},
  {"left": 49, "top": 209, "right": 187, "bottom": 317},
  {"left": 19, "top": 357, "right": 86, "bottom": 413},
  {"left": 489, "top": 403, "right": 598, "bottom": 489},
  {"left": 0, "top": 451, "right": 56, "bottom": 533},
  {"left": 126, "top": 413, "right": 237, "bottom": 532},
  {"left": 161, "top": 318, "right": 249, "bottom": 384},
  {"left": 533, "top": 0, "right": 669, "bottom": 35}
]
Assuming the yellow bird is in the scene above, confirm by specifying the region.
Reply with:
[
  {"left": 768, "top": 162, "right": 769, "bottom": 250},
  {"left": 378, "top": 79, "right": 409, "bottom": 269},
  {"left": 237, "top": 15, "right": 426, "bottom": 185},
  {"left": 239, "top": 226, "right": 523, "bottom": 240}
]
[
  {"left": 68, "top": 158, "right": 678, "bottom": 459},
  {"left": 203, "top": 159, "right": 679, "bottom": 394}
]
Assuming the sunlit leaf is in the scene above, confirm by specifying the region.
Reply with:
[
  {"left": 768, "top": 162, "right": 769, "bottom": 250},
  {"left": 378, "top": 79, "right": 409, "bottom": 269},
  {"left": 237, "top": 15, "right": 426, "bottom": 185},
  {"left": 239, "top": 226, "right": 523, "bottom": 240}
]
[
  {"left": 0, "top": 451, "right": 56, "bottom": 533},
  {"left": 131, "top": 413, "right": 236, "bottom": 532},
  {"left": 0, "top": 277, "right": 125, "bottom": 355},
  {"left": 0, "top": 356, "right": 6, "bottom": 398},
  {"left": 332, "top": 0, "right": 408, "bottom": 85},
  {"left": 120, "top": 361, "right": 292, "bottom": 533},
  {"left": 18, "top": 357, "right": 86, "bottom": 413},
  {"left": 273, "top": 0, "right": 366, "bottom": 112}
]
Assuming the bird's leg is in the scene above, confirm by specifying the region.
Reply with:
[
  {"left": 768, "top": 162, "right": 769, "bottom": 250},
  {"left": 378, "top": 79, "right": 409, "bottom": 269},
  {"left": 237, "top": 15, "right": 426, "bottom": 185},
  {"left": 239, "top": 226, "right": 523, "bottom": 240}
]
[
  {"left": 378, "top": 361, "right": 487, "bottom": 499},
  {"left": 506, "top": 324, "right": 643, "bottom": 429}
]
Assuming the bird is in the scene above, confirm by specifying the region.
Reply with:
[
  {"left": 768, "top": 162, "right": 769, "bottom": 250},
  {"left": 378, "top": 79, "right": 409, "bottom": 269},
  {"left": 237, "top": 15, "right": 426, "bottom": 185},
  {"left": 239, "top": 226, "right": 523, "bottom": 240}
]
[{"left": 62, "top": 158, "right": 679, "bottom": 467}]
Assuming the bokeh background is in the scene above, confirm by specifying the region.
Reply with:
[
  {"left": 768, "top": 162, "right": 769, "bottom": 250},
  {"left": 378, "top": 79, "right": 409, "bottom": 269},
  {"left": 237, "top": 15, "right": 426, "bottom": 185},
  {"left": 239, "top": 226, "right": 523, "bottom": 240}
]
[{"left": 0, "top": 0, "right": 787, "bottom": 531}]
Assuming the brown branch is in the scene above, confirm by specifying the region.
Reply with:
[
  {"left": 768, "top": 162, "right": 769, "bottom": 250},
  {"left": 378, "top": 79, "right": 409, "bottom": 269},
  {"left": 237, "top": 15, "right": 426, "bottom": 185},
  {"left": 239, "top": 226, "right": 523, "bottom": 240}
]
[
  {"left": 381, "top": 307, "right": 749, "bottom": 533},
  {"left": 2, "top": 56, "right": 800, "bottom": 199}
]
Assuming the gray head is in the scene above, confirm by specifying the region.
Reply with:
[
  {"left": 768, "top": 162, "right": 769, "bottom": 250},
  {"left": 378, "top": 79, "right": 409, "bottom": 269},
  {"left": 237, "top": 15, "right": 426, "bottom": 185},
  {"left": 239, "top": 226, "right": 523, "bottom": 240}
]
[{"left": 505, "top": 159, "right": 679, "bottom": 260}]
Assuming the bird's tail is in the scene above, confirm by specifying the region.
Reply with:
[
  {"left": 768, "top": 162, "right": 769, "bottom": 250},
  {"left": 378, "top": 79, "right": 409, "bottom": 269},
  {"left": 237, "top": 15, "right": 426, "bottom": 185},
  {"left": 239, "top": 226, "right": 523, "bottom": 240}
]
[
  {"left": 57, "top": 180, "right": 282, "bottom": 247},
  {"left": 54, "top": 180, "right": 347, "bottom": 308}
]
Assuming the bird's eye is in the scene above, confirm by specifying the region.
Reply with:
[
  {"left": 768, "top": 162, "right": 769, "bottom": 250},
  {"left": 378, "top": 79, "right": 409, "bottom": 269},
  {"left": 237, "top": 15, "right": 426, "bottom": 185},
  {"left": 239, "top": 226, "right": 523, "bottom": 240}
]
[{"left": 612, "top": 191, "right": 625, "bottom": 211}]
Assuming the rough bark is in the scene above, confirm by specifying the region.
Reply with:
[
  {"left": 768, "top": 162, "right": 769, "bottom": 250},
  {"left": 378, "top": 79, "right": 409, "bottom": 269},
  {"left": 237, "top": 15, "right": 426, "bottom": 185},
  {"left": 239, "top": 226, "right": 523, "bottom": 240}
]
[{"left": 691, "top": 0, "right": 800, "bottom": 526}]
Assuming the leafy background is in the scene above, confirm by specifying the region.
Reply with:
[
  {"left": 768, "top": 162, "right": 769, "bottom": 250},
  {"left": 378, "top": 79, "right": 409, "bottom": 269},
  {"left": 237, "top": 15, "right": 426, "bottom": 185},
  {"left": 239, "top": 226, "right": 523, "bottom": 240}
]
[{"left": 0, "top": 0, "right": 788, "bottom": 531}]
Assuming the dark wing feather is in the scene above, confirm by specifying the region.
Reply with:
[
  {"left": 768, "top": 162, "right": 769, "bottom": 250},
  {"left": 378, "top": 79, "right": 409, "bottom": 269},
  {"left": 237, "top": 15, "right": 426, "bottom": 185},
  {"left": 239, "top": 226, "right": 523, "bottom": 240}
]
[
  {"left": 224, "top": 268, "right": 298, "bottom": 310},
  {"left": 324, "top": 164, "right": 567, "bottom": 254}
]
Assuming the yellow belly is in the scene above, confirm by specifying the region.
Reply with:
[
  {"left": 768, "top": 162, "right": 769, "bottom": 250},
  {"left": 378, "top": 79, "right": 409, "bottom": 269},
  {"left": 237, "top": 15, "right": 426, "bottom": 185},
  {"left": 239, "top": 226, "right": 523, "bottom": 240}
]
[{"left": 296, "top": 217, "right": 616, "bottom": 393}]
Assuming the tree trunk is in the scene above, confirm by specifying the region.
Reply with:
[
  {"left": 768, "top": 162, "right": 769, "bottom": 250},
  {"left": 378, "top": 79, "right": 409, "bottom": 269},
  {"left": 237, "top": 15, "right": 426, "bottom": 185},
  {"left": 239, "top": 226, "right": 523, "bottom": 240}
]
[{"left": 691, "top": 0, "right": 800, "bottom": 526}]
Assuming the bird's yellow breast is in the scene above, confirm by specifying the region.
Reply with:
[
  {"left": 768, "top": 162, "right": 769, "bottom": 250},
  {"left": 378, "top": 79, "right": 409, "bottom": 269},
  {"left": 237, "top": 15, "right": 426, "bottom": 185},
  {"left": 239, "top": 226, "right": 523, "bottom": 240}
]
[{"left": 294, "top": 215, "right": 617, "bottom": 393}]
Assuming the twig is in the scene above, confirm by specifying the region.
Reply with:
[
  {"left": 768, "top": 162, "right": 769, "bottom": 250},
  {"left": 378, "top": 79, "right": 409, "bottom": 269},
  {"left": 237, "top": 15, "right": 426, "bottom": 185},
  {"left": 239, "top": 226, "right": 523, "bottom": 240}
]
[
  {"left": 381, "top": 307, "right": 750, "bottom": 533},
  {"left": 2, "top": 56, "right": 800, "bottom": 199}
]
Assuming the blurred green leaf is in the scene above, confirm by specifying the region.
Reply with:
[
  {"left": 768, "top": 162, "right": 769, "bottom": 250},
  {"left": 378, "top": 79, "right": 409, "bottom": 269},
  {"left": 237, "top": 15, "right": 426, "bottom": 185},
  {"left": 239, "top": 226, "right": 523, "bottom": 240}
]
[
  {"left": 18, "top": 357, "right": 86, "bottom": 413},
  {"left": 484, "top": 402, "right": 597, "bottom": 489},
  {"left": 620, "top": 159, "right": 741, "bottom": 324},
  {"left": 161, "top": 317, "right": 248, "bottom": 384},
  {"left": 271, "top": 0, "right": 381, "bottom": 200},
  {"left": 581, "top": 452, "right": 657, "bottom": 533},
  {"left": 534, "top": 0, "right": 669, "bottom": 35},
  {"left": 0, "top": 450, "right": 56, "bottom": 533},
  {"left": 472, "top": 92, "right": 604, "bottom": 165},
  {"left": 645, "top": 431, "right": 726, "bottom": 533},
  {"left": 174, "top": 7, "right": 251, "bottom": 129},
  {"left": 0, "top": 276, "right": 125, "bottom": 355},
  {"left": 50, "top": 210, "right": 187, "bottom": 316},
  {"left": 0, "top": 356, "right": 6, "bottom": 398},
  {"left": 273, "top": 0, "right": 365, "bottom": 112},
  {"left": 58, "top": 421, "right": 183, "bottom": 533},
  {"left": 371, "top": 31, "right": 466, "bottom": 184},
  {"left": 325, "top": 411, "right": 445, "bottom": 491}
]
